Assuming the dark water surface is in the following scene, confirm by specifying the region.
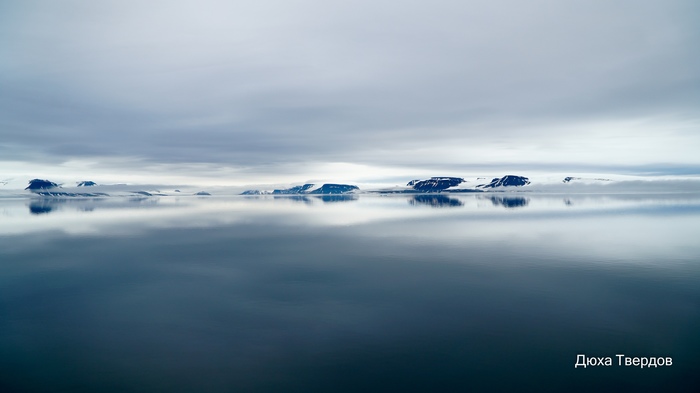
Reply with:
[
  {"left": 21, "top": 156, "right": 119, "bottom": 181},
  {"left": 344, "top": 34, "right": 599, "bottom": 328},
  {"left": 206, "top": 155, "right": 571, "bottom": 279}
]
[{"left": 1, "top": 194, "right": 699, "bottom": 392}]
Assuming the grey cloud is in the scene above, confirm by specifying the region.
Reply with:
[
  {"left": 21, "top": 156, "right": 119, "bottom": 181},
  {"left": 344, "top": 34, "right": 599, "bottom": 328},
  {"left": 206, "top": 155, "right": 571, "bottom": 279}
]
[{"left": 1, "top": 0, "right": 699, "bottom": 176}]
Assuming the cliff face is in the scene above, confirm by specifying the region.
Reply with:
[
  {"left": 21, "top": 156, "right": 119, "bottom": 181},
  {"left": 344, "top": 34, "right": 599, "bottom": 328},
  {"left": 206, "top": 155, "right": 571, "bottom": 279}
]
[
  {"left": 408, "top": 177, "right": 465, "bottom": 192},
  {"left": 272, "top": 184, "right": 315, "bottom": 194},
  {"left": 478, "top": 175, "right": 530, "bottom": 188},
  {"left": 243, "top": 183, "right": 359, "bottom": 195},
  {"left": 25, "top": 179, "right": 59, "bottom": 190},
  {"left": 308, "top": 184, "right": 359, "bottom": 194}
]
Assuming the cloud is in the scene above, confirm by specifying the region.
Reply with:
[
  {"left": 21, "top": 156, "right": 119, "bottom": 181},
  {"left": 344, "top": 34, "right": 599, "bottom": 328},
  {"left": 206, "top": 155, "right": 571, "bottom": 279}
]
[{"left": 1, "top": 0, "right": 699, "bottom": 182}]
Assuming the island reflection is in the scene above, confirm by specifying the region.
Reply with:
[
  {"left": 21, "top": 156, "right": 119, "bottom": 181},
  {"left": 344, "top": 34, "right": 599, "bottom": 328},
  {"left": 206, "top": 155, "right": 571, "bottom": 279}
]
[
  {"left": 408, "top": 194, "right": 463, "bottom": 208},
  {"left": 489, "top": 195, "right": 529, "bottom": 208}
]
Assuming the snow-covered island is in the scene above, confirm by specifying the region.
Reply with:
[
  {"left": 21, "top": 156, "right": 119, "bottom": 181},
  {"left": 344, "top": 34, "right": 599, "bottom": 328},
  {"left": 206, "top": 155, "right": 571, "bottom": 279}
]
[
  {"left": 3, "top": 174, "right": 700, "bottom": 199},
  {"left": 242, "top": 183, "right": 360, "bottom": 195}
]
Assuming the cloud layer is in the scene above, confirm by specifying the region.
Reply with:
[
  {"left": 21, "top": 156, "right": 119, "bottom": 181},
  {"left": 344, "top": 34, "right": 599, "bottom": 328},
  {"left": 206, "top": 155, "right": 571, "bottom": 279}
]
[{"left": 1, "top": 0, "right": 699, "bottom": 183}]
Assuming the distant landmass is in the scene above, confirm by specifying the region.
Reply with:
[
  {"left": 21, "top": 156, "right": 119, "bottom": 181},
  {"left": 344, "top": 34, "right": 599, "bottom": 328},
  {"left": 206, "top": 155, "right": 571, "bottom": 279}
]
[
  {"left": 378, "top": 175, "right": 530, "bottom": 193},
  {"left": 255, "top": 176, "right": 531, "bottom": 195},
  {"left": 243, "top": 183, "right": 359, "bottom": 195},
  {"left": 21, "top": 175, "right": 534, "bottom": 197},
  {"left": 408, "top": 177, "right": 465, "bottom": 192},
  {"left": 241, "top": 190, "right": 266, "bottom": 195},
  {"left": 32, "top": 191, "right": 109, "bottom": 197},
  {"left": 18, "top": 173, "right": 696, "bottom": 199},
  {"left": 477, "top": 175, "right": 530, "bottom": 189},
  {"left": 24, "top": 178, "right": 107, "bottom": 197},
  {"left": 272, "top": 184, "right": 315, "bottom": 194},
  {"left": 25, "top": 179, "right": 59, "bottom": 190},
  {"left": 309, "top": 184, "right": 359, "bottom": 194}
]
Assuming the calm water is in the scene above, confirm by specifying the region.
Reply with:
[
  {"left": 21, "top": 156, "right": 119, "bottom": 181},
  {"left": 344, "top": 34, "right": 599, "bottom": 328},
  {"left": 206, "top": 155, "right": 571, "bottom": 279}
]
[{"left": 1, "top": 194, "right": 699, "bottom": 392}]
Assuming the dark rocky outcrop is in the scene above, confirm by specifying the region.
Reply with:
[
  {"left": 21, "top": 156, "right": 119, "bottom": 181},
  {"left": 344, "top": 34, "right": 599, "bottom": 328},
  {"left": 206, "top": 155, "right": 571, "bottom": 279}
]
[
  {"left": 478, "top": 175, "right": 530, "bottom": 188},
  {"left": 444, "top": 188, "right": 482, "bottom": 193},
  {"left": 248, "top": 183, "right": 359, "bottom": 195},
  {"left": 409, "top": 177, "right": 465, "bottom": 192},
  {"left": 309, "top": 184, "right": 359, "bottom": 194},
  {"left": 33, "top": 191, "right": 109, "bottom": 197},
  {"left": 26, "top": 180, "right": 107, "bottom": 196},
  {"left": 25, "top": 179, "right": 59, "bottom": 190},
  {"left": 77, "top": 181, "right": 97, "bottom": 187},
  {"left": 272, "top": 184, "right": 315, "bottom": 194},
  {"left": 195, "top": 191, "right": 212, "bottom": 196}
]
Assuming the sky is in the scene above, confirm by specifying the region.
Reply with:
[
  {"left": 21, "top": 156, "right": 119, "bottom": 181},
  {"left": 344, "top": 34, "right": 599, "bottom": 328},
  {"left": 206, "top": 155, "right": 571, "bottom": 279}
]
[{"left": 1, "top": 0, "right": 699, "bottom": 187}]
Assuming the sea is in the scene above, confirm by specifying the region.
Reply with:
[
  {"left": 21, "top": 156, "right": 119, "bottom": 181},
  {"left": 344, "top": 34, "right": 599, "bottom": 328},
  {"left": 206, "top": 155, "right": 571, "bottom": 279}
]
[{"left": 1, "top": 193, "right": 699, "bottom": 392}]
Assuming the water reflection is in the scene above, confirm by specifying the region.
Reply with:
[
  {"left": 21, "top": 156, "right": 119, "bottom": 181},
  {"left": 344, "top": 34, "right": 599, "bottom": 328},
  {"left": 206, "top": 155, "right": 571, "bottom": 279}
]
[
  {"left": 408, "top": 194, "right": 463, "bottom": 207},
  {"left": 317, "top": 195, "right": 358, "bottom": 203},
  {"left": 28, "top": 200, "right": 55, "bottom": 215},
  {"left": 28, "top": 198, "right": 103, "bottom": 215},
  {"left": 2, "top": 193, "right": 700, "bottom": 392},
  {"left": 489, "top": 195, "right": 529, "bottom": 208},
  {"left": 6, "top": 193, "right": 700, "bottom": 238},
  {"left": 274, "top": 195, "right": 313, "bottom": 204},
  {"left": 271, "top": 195, "right": 359, "bottom": 204},
  {"left": 25, "top": 196, "right": 161, "bottom": 216}
]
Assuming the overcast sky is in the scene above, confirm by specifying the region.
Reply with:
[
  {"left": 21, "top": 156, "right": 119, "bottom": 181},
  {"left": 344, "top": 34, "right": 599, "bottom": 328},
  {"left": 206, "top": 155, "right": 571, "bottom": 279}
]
[{"left": 1, "top": 0, "right": 699, "bottom": 186}]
